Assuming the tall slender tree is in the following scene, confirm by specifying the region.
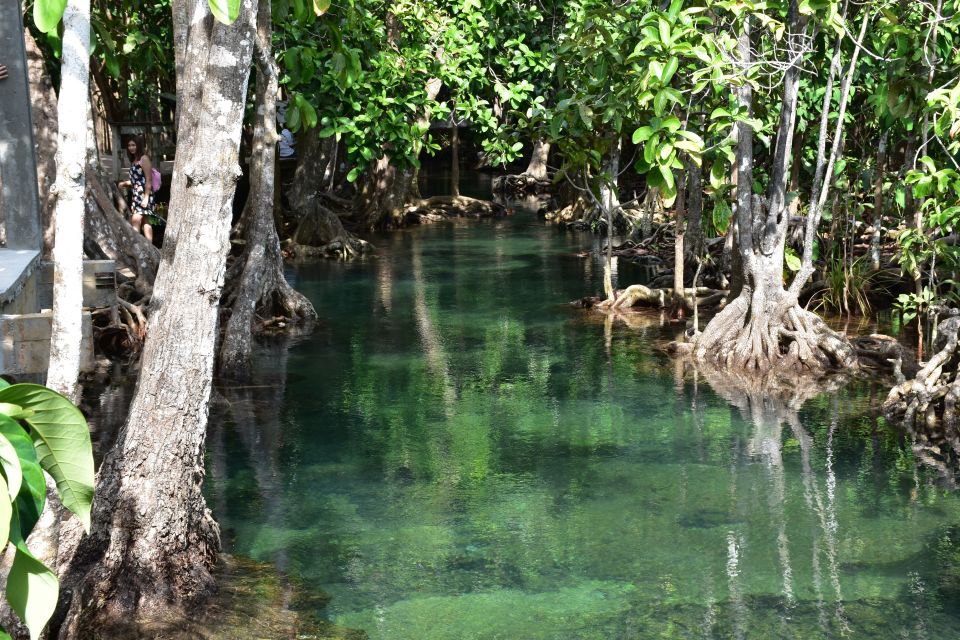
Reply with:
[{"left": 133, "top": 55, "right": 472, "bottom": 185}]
[
  {"left": 55, "top": 0, "right": 259, "bottom": 634},
  {"left": 46, "top": 0, "right": 91, "bottom": 402}
]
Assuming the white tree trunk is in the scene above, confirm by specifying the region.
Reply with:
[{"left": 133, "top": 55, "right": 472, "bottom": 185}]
[
  {"left": 525, "top": 139, "right": 550, "bottom": 179},
  {"left": 47, "top": 0, "right": 91, "bottom": 402}
]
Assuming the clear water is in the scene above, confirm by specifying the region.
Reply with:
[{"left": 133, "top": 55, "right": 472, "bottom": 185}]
[{"left": 207, "top": 205, "right": 960, "bottom": 639}]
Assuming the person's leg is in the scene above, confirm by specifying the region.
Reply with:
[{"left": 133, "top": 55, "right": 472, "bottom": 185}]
[
  {"left": 143, "top": 222, "right": 153, "bottom": 243},
  {"left": 131, "top": 212, "right": 143, "bottom": 233}
]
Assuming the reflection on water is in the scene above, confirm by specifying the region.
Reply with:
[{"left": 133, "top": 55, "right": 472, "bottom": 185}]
[{"left": 195, "top": 208, "right": 960, "bottom": 638}]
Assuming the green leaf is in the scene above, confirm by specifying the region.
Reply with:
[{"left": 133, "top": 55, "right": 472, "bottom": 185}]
[
  {"left": 313, "top": 0, "right": 331, "bottom": 15},
  {"left": 632, "top": 126, "right": 654, "bottom": 144},
  {"left": 662, "top": 56, "right": 679, "bottom": 84},
  {"left": 33, "top": 0, "right": 67, "bottom": 34},
  {"left": 346, "top": 166, "right": 361, "bottom": 183},
  {"left": 0, "top": 379, "right": 9, "bottom": 390},
  {"left": 784, "top": 246, "right": 801, "bottom": 272},
  {"left": 658, "top": 17, "right": 671, "bottom": 47},
  {"left": 6, "top": 543, "right": 58, "bottom": 640},
  {"left": 0, "top": 403, "right": 32, "bottom": 421},
  {"left": 208, "top": 0, "right": 241, "bottom": 25},
  {"left": 659, "top": 165, "right": 675, "bottom": 192},
  {"left": 0, "top": 627, "right": 13, "bottom": 639},
  {"left": 0, "top": 386, "right": 93, "bottom": 532},
  {"left": 578, "top": 103, "right": 593, "bottom": 129},
  {"left": 654, "top": 90, "right": 670, "bottom": 117},
  {"left": 712, "top": 198, "right": 732, "bottom": 234},
  {"left": 0, "top": 476, "right": 9, "bottom": 550},
  {"left": 0, "top": 417, "right": 45, "bottom": 539},
  {"left": 0, "top": 434, "right": 22, "bottom": 503}
]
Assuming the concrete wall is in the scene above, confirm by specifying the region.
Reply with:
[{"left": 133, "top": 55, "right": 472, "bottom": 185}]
[{"left": 0, "top": 311, "right": 94, "bottom": 378}]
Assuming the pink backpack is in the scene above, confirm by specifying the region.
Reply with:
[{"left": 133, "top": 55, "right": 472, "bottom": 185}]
[{"left": 151, "top": 167, "right": 162, "bottom": 192}]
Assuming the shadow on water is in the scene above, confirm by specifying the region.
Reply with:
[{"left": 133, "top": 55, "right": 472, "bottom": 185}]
[{"left": 86, "top": 197, "right": 960, "bottom": 639}]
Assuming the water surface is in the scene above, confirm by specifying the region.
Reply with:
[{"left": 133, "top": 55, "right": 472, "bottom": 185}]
[{"left": 207, "top": 206, "right": 960, "bottom": 639}]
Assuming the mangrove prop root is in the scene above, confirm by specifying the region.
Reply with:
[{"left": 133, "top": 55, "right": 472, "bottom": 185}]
[
  {"left": 594, "top": 284, "right": 727, "bottom": 313},
  {"left": 684, "top": 290, "right": 858, "bottom": 375},
  {"left": 884, "top": 315, "right": 960, "bottom": 432}
]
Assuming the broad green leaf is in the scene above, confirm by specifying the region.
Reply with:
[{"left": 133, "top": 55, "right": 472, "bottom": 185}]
[
  {"left": 208, "top": 0, "right": 241, "bottom": 25},
  {"left": 0, "top": 435, "right": 22, "bottom": 502},
  {"left": 654, "top": 90, "right": 669, "bottom": 117},
  {"left": 661, "top": 115, "right": 681, "bottom": 132},
  {"left": 0, "top": 476, "right": 9, "bottom": 549},
  {"left": 632, "top": 126, "right": 653, "bottom": 144},
  {"left": 784, "top": 246, "right": 801, "bottom": 271},
  {"left": 0, "top": 417, "right": 45, "bottom": 538},
  {"left": 658, "top": 17, "right": 671, "bottom": 47},
  {"left": 578, "top": 104, "right": 593, "bottom": 129},
  {"left": 0, "top": 379, "right": 9, "bottom": 390},
  {"left": 0, "top": 386, "right": 93, "bottom": 532},
  {"left": 662, "top": 56, "right": 679, "bottom": 84},
  {"left": 0, "top": 627, "right": 13, "bottom": 639},
  {"left": 660, "top": 165, "right": 675, "bottom": 192},
  {"left": 712, "top": 198, "right": 732, "bottom": 234},
  {"left": 313, "top": 0, "right": 331, "bottom": 15},
  {"left": 6, "top": 543, "right": 58, "bottom": 640},
  {"left": 0, "top": 403, "right": 31, "bottom": 420},
  {"left": 33, "top": 0, "right": 67, "bottom": 34}
]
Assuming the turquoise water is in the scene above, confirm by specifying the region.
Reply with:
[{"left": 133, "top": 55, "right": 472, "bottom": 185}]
[{"left": 207, "top": 208, "right": 960, "bottom": 639}]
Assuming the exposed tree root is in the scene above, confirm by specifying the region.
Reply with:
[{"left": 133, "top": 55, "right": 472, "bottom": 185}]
[
  {"left": 884, "top": 314, "right": 960, "bottom": 432},
  {"left": 286, "top": 201, "right": 372, "bottom": 259},
  {"left": 403, "top": 195, "right": 508, "bottom": 223},
  {"left": 492, "top": 173, "right": 551, "bottom": 196},
  {"left": 593, "top": 284, "right": 727, "bottom": 313},
  {"left": 678, "top": 289, "right": 858, "bottom": 375}
]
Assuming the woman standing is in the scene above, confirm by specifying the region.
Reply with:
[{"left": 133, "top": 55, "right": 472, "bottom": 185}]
[{"left": 118, "top": 135, "right": 155, "bottom": 242}]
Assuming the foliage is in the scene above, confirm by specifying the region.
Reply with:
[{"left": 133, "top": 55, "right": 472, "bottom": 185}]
[{"left": 0, "top": 381, "right": 94, "bottom": 640}]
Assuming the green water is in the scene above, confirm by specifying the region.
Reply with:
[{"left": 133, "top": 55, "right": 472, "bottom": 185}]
[{"left": 208, "top": 208, "right": 960, "bottom": 639}]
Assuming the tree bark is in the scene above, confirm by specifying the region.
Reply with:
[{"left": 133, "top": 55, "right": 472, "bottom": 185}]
[
  {"left": 685, "top": 159, "right": 703, "bottom": 260},
  {"left": 47, "top": 0, "right": 91, "bottom": 402},
  {"left": 24, "top": 27, "right": 59, "bottom": 258},
  {"left": 55, "top": 0, "right": 257, "bottom": 634},
  {"left": 288, "top": 131, "right": 336, "bottom": 214},
  {"left": 219, "top": 0, "right": 317, "bottom": 380},
  {"left": 673, "top": 168, "right": 687, "bottom": 305},
  {"left": 601, "top": 136, "right": 620, "bottom": 301},
  {"left": 870, "top": 128, "right": 888, "bottom": 271},
  {"left": 450, "top": 104, "right": 460, "bottom": 198},
  {"left": 525, "top": 139, "right": 550, "bottom": 180},
  {"left": 688, "top": 6, "right": 856, "bottom": 374}
]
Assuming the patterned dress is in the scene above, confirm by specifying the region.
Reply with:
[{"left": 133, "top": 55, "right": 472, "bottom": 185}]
[{"left": 128, "top": 161, "right": 155, "bottom": 217}]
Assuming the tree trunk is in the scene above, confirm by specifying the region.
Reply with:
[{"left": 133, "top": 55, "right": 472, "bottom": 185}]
[
  {"left": 54, "top": 1, "right": 257, "bottom": 635},
  {"left": 685, "top": 159, "right": 703, "bottom": 259},
  {"left": 525, "top": 139, "right": 550, "bottom": 180},
  {"left": 870, "top": 128, "right": 888, "bottom": 271},
  {"left": 219, "top": 0, "right": 317, "bottom": 380},
  {"left": 450, "top": 105, "right": 460, "bottom": 198},
  {"left": 673, "top": 168, "right": 687, "bottom": 306},
  {"left": 689, "top": 7, "right": 856, "bottom": 374},
  {"left": 47, "top": 0, "right": 91, "bottom": 403},
  {"left": 601, "top": 136, "right": 620, "bottom": 301},
  {"left": 24, "top": 27, "right": 58, "bottom": 258},
  {"left": 288, "top": 131, "right": 336, "bottom": 214}
]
